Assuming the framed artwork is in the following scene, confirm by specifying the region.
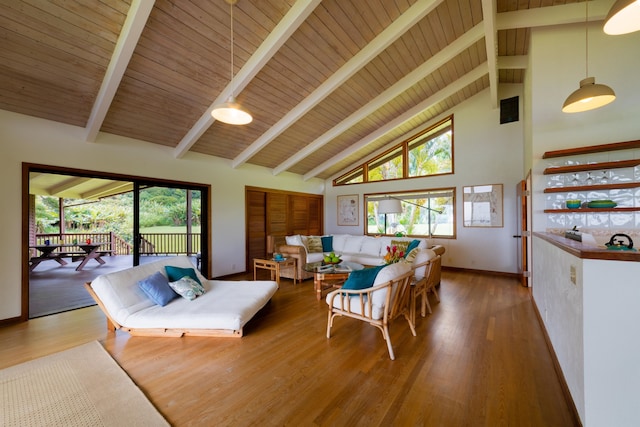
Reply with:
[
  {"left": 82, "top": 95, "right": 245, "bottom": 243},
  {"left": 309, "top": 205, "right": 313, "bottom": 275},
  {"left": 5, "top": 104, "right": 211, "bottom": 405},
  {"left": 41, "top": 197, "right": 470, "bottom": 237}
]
[
  {"left": 337, "top": 194, "right": 359, "bottom": 226},
  {"left": 463, "top": 184, "right": 503, "bottom": 227}
]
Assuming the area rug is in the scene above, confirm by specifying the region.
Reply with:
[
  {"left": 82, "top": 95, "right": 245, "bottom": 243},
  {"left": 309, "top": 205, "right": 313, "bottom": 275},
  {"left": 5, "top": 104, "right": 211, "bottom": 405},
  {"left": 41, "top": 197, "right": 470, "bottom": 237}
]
[{"left": 0, "top": 341, "right": 169, "bottom": 426}]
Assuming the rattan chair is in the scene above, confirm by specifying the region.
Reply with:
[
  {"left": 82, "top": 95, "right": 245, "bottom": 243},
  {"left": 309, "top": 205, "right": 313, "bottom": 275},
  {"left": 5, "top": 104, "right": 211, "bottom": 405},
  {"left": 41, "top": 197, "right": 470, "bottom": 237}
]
[{"left": 326, "top": 263, "right": 415, "bottom": 360}]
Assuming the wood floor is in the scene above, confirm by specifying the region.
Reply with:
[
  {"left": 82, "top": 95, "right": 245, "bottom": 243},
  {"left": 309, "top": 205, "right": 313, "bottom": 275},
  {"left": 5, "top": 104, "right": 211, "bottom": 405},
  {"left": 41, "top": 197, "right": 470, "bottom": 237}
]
[{"left": 0, "top": 269, "right": 578, "bottom": 426}]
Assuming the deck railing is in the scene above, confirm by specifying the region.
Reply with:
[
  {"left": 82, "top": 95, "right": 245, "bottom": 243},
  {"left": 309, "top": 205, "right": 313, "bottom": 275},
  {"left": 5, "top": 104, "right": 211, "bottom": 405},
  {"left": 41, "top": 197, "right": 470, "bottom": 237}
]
[
  {"left": 34, "top": 232, "right": 200, "bottom": 256},
  {"left": 34, "top": 232, "right": 131, "bottom": 255}
]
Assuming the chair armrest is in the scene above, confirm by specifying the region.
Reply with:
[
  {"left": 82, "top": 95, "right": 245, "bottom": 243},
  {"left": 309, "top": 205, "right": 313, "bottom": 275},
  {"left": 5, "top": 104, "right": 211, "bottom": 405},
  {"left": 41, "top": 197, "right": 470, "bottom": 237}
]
[
  {"left": 326, "top": 281, "right": 393, "bottom": 321},
  {"left": 278, "top": 244, "right": 306, "bottom": 256}
]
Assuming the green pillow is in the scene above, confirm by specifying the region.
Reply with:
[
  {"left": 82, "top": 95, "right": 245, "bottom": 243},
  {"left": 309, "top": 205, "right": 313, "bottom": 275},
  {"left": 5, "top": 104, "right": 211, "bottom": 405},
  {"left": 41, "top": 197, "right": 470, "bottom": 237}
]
[
  {"left": 165, "top": 266, "right": 202, "bottom": 286},
  {"left": 306, "top": 236, "right": 323, "bottom": 253},
  {"left": 341, "top": 265, "right": 385, "bottom": 290}
]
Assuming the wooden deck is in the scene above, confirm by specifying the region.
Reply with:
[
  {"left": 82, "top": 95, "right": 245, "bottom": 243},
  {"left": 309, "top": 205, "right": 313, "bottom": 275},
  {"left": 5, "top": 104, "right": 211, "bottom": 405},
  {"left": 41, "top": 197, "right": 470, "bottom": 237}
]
[{"left": 28, "top": 255, "right": 198, "bottom": 318}]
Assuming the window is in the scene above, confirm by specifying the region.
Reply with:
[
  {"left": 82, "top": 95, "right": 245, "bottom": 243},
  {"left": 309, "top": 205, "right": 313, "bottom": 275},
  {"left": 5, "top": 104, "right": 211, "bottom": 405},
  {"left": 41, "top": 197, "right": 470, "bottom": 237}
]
[
  {"left": 365, "top": 188, "right": 456, "bottom": 238},
  {"left": 334, "top": 116, "right": 453, "bottom": 186}
]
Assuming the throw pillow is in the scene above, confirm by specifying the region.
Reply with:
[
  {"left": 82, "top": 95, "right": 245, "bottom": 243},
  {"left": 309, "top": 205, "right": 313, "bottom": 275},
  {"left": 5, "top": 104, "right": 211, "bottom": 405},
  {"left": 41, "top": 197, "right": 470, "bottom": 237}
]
[
  {"left": 137, "top": 271, "right": 178, "bottom": 306},
  {"left": 165, "top": 266, "right": 202, "bottom": 286},
  {"left": 321, "top": 235, "right": 333, "bottom": 252},
  {"left": 390, "top": 239, "right": 410, "bottom": 255},
  {"left": 404, "top": 239, "right": 421, "bottom": 257},
  {"left": 169, "top": 276, "right": 197, "bottom": 301},
  {"left": 341, "top": 265, "right": 385, "bottom": 290},
  {"left": 405, "top": 247, "right": 420, "bottom": 263},
  {"left": 306, "top": 236, "right": 323, "bottom": 253}
]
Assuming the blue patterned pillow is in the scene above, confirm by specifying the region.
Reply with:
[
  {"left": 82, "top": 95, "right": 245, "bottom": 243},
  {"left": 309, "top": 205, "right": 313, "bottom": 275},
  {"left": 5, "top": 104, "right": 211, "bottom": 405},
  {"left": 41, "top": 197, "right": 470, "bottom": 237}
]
[
  {"left": 168, "top": 276, "right": 205, "bottom": 301},
  {"left": 341, "top": 265, "right": 385, "bottom": 290},
  {"left": 137, "top": 271, "right": 178, "bottom": 306},
  {"left": 165, "top": 266, "right": 202, "bottom": 286}
]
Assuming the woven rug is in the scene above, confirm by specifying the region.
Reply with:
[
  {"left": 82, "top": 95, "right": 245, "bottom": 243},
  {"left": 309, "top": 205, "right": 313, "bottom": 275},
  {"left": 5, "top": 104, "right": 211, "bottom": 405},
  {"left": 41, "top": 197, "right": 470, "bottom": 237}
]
[{"left": 0, "top": 341, "right": 169, "bottom": 426}]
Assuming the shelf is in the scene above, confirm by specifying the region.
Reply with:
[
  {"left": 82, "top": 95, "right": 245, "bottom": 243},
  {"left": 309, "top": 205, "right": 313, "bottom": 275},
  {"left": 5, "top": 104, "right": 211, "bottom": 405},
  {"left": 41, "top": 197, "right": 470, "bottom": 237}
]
[
  {"left": 543, "top": 159, "right": 640, "bottom": 175},
  {"left": 544, "top": 182, "right": 640, "bottom": 193},
  {"left": 543, "top": 207, "right": 640, "bottom": 214},
  {"left": 542, "top": 140, "right": 640, "bottom": 159}
]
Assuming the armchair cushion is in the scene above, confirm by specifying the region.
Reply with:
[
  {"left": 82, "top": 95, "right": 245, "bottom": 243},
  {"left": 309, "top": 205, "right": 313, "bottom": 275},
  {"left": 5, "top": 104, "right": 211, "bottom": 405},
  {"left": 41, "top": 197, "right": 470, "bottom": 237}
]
[
  {"left": 371, "top": 262, "right": 411, "bottom": 308},
  {"left": 342, "top": 265, "right": 385, "bottom": 290},
  {"left": 413, "top": 248, "right": 437, "bottom": 279}
]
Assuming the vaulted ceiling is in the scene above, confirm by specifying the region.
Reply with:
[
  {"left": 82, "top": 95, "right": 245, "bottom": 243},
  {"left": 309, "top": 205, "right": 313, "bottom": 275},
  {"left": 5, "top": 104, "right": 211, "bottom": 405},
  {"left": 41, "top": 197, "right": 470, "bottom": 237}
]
[{"left": 2, "top": 0, "right": 611, "bottom": 183}]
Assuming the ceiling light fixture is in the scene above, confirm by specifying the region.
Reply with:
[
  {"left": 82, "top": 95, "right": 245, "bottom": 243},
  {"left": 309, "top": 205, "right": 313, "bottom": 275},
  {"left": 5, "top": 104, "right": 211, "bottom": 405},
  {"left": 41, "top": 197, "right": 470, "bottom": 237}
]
[
  {"left": 603, "top": 0, "right": 640, "bottom": 35},
  {"left": 211, "top": 0, "right": 252, "bottom": 125},
  {"left": 562, "top": 1, "right": 616, "bottom": 113}
]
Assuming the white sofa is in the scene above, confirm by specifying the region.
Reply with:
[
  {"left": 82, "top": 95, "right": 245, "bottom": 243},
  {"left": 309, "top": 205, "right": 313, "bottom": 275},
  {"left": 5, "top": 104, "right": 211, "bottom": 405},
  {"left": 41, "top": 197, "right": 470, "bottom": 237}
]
[
  {"left": 85, "top": 256, "right": 278, "bottom": 337},
  {"left": 277, "top": 234, "right": 445, "bottom": 281}
]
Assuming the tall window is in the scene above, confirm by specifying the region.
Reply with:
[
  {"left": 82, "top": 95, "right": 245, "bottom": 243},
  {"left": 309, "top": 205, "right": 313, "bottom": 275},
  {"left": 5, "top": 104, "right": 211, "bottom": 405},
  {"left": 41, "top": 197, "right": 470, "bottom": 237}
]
[
  {"left": 365, "top": 188, "right": 456, "bottom": 238},
  {"left": 334, "top": 116, "right": 453, "bottom": 186}
]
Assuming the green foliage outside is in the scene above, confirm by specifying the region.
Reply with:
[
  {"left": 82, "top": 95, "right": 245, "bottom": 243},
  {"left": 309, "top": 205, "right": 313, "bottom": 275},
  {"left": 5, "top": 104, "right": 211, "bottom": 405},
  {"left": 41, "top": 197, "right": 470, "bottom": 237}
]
[{"left": 35, "top": 187, "right": 201, "bottom": 246}]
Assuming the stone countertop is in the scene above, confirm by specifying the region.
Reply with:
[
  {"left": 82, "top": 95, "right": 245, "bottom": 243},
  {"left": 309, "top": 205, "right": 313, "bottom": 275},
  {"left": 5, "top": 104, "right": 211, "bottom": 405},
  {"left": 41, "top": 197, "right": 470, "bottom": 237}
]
[{"left": 534, "top": 232, "right": 640, "bottom": 262}]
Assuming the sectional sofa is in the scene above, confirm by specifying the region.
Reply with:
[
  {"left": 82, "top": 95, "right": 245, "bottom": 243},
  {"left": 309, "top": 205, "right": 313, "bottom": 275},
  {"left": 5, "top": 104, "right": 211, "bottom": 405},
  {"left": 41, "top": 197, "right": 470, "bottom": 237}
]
[{"left": 277, "top": 234, "right": 445, "bottom": 282}]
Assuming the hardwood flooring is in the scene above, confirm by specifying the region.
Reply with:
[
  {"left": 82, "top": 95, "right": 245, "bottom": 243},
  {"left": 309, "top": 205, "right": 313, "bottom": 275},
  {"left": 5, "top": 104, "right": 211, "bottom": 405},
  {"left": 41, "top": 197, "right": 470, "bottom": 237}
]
[{"left": 0, "top": 269, "right": 578, "bottom": 426}]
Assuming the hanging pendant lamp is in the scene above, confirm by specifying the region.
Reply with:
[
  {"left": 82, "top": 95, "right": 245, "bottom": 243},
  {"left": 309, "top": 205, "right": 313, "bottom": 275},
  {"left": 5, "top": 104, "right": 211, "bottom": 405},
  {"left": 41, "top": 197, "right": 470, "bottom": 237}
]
[
  {"left": 211, "top": 0, "right": 252, "bottom": 125},
  {"left": 562, "top": 2, "right": 616, "bottom": 113},
  {"left": 603, "top": 0, "right": 640, "bottom": 35}
]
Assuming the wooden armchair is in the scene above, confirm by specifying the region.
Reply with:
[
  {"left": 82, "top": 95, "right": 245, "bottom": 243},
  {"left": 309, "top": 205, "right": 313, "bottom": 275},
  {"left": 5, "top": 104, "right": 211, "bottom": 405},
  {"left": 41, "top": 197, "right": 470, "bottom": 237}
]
[
  {"left": 326, "top": 263, "right": 416, "bottom": 360},
  {"left": 410, "top": 255, "right": 441, "bottom": 324}
]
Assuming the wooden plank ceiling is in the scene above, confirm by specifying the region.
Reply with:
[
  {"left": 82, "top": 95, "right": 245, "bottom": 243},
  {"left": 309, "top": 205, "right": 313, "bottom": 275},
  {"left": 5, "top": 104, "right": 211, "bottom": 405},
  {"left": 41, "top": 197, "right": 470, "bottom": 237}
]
[{"left": 1, "top": 0, "right": 608, "bottom": 182}]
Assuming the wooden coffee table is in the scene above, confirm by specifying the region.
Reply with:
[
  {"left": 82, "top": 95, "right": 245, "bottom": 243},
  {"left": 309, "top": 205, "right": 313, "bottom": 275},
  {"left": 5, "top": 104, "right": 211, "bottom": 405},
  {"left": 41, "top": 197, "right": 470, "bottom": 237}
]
[
  {"left": 253, "top": 257, "right": 297, "bottom": 286},
  {"left": 304, "top": 261, "right": 364, "bottom": 301}
]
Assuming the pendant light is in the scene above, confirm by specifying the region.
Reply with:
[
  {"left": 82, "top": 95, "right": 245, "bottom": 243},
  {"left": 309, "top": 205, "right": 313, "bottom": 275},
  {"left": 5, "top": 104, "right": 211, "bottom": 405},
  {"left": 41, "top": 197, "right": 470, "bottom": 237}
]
[
  {"left": 603, "top": 0, "right": 640, "bottom": 35},
  {"left": 211, "top": 0, "right": 252, "bottom": 125},
  {"left": 562, "top": 1, "right": 616, "bottom": 113}
]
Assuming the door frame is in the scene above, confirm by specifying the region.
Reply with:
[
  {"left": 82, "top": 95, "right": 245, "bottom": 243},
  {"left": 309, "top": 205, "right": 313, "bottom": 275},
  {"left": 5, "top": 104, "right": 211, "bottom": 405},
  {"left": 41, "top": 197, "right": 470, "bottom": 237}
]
[{"left": 21, "top": 163, "right": 211, "bottom": 321}]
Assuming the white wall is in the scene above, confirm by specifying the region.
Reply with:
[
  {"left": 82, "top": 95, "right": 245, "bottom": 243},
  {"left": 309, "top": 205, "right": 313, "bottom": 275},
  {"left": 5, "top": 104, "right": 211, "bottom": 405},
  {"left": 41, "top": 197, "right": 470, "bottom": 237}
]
[
  {"left": 0, "top": 109, "right": 324, "bottom": 320},
  {"left": 325, "top": 86, "right": 525, "bottom": 274}
]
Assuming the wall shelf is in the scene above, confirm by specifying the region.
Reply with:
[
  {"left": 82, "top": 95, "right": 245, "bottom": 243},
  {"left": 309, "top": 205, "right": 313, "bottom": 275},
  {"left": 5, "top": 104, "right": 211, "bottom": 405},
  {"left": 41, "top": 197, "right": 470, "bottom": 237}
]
[
  {"left": 543, "top": 159, "right": 640, "bottom": 175},
  {"left": 544, "top": 207, "right": 640, "bottom": 214},
  {"left": 544, "top": 182, "right": 639, "bottom": 194},
  {"left": 542, "top": 140, "right": 640, "bottom": 159}
]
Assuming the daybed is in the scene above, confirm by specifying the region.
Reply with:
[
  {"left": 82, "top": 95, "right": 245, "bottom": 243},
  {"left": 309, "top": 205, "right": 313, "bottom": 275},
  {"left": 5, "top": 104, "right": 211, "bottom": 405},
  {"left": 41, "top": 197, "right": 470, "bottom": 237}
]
[
  {"left": 277, "top": 234, "right": 445, "bottom": 281},
  {"left": 85, "top": 256, "right": 278, "bottom": 338}
]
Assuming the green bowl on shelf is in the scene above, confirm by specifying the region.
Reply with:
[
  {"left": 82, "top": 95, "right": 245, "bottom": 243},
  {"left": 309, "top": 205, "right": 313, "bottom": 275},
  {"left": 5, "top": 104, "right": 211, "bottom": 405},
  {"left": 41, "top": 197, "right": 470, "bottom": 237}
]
[
  {"left": 565, "top": 200, "right": 581, "bottom": 209},
  {"left": 587, "top": 200, "right": 617, "bottom": 208}
]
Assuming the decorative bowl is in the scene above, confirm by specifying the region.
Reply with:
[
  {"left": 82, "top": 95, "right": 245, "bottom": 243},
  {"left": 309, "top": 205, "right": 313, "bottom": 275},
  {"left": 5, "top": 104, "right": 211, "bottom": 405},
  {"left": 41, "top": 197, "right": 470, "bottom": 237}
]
[
  {"left": 587, "top": 200, "right": 617, "bottom": 208},
  {"left": 322, "top": 258, "right": 342, "bottom": 265},
  {"left": 566, "top": 200, "right": 581, "bottom": 209}
]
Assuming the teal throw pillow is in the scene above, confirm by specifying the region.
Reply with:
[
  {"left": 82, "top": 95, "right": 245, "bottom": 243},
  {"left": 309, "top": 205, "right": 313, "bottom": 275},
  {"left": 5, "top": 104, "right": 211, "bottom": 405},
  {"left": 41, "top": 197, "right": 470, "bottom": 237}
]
[
  {"left": 404, "top": 239, "right": 421, "bottom": 258},
  {"left": 165, "top": 265, "right": 202, "bottom": 286},
  {"left": 321, "top": 236, "right": 333, "bottom": 252},
  {"left": 341, "top": 265, "right": 385, "bottom": 290},
  {"left": 137, "top": 271, "right": 178, "bottom": 306}
]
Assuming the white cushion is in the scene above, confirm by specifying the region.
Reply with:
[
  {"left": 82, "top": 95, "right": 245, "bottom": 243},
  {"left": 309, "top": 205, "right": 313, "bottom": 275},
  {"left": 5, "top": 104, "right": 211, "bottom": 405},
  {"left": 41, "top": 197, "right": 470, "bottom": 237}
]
[
  {"left": 285, "top": 235, "right": 304, "bottom": 247},
  {"left": 331, "top": 234, "right": 350, "bottom": 253},
  {"left": 326, "top": 293, "right": 384, "bottom": 320},
  {"left": 370, "top": 262, "right": 411, "bottom": 308},
  {"left": 342, "top": 236, "right": 364, "bottom": 253},
  {"left": 413, "top": 248, "right": 436, "bottom": 279},
  {"left": 360, "top": 236, "right": 383, "bottom": 256}
]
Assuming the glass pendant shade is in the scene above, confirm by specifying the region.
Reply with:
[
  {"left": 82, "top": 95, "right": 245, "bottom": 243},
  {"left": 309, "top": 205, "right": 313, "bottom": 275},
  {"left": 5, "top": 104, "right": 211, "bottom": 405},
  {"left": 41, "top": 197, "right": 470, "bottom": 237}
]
[
  {"left": 562, "top": 77, "right": 616, "bottom": 113},
  {"left": 211, "top": 96, "right": 252, "bottom": 125},
  {"left": 604, "top": 0, "right": 640, "bottom": 35},
  {"left": 378, "top": 199, "right": 403, "bottom": 214}
]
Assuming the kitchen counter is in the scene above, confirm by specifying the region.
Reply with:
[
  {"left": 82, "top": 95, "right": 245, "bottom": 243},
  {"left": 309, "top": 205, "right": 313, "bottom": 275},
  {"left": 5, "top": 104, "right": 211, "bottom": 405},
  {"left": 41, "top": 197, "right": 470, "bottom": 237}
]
[{"left": 533, "top": 232, "right": 640, "bottom": 262}]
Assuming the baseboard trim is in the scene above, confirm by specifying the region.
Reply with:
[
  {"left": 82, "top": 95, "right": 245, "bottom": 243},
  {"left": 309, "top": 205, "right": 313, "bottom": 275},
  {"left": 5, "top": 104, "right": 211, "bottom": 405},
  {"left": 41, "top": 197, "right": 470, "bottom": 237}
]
[
  {"left": 0, "top": 315, "right": 24, "bottom": 327},
  {"left": 441, "top": 265, "right": 520, "bottom": 280},
  {"left": 531, "top": 296, "right": 583, "bottom": 427}
]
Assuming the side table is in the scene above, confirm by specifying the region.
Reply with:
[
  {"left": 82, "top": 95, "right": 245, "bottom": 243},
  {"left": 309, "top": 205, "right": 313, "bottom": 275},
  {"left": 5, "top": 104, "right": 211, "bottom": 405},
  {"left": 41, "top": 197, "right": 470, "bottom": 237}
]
[{"left": 253, "top": 257, "right": 297, "bottom": 286}]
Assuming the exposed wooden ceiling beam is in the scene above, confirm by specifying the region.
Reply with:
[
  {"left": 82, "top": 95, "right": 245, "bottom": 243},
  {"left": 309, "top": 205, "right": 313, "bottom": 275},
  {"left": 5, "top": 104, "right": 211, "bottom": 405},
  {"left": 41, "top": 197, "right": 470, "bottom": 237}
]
[
  {"left": 48, "top": 177, "right": 91, "bottom": 196},
  {"left": 496, "top": 0, "right": 612, "bottom": 30},
  {"left": 232, "top": 0, "right": 445, "bottom": 169},
  {"left": 84, "top": 0, "right": 154, "bottom": 142},
  {"left": 274, "top": 22, "right": 484, "bottom": 176},
  {"left": 482, "top": 0, "right": 498, "bottom": 109},
  {"left": 304, "top": 63, "right": 489, "bottom": 181},
  {"left": 173, "top": 0, "right": 321, "bottom": 159},
  {"left": 81, "top": 181, "right": 133, "bottom": 200}
]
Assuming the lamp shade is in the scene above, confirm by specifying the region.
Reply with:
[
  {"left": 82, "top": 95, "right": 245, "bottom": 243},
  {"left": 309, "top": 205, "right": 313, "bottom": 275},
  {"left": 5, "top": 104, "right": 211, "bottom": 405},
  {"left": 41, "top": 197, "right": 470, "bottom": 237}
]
[
  {"left": 603, "top": 0, "right": 640, "bottom": 35},
  {"left": 378, "top": 198, "right": 403, "bottom": 214},
  {"left": 562, "top": 77, "right": 616, "bottom": 113},
  {"left": 211, "top": 96, "right": 253, "bottom": 125}
]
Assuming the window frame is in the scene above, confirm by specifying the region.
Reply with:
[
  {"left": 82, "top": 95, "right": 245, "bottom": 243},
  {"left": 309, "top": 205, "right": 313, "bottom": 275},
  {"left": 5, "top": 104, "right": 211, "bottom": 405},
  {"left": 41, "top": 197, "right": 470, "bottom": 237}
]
[{"left": 364, "top": 187, "right": 456, "bottom": 239}]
